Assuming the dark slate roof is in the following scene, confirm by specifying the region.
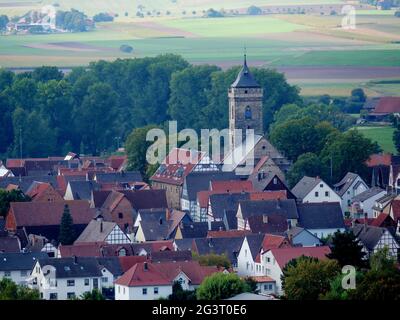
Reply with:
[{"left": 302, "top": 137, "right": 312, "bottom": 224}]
[
  {"left": 0, "top": 175, "right": 58, "bottom": 193},
  {"left": 231, "top": 55, "right": 260, "bottom": 88},
  {"left": 245, "top": 234, "right": 265, "bottom": 260},
  {"left": 38, "top": 257, "right": 103, "bottom": 278},
  {"left": 95, "top": 172, "right": 142, "bottom": 183},
  {"left": 210, "top": 193, "right": 250, "bottom": 220},
  {"left": 291, "top": 176, "right": 322, "bottom": 200},
  {"left": 68, "top": 180, "right": 99, "bottom": 200},
  {"left": 0, "top": 252, "right": 48, "bottom": 271},
  {"left": 0, "top": 235, "right": 20, "bottom": 253},
  {"left": 180, "top": 222, "right": 225, "bottom": 239},
  {"left": 223, "top": 210, "right": 238, "bottom": 230},
  {"left": 174, "top": 239, "right": 194, "bottom": 251},
  {"left": 247, "top": 214, "right": 288, "bottom": 234},
  {"left": 193, "top": 237, "right": 244, "bottom": 265},
  {"left": 183, "top": 171, "right": 238, "bottom": 201},
  {"left": 140, "top": 220, "right": 169, "bottom": 241},
  {"left": 298, "top": 203, "right": 345, "bottom": 230},
  {"left": 151, "top": 250, "right": 192, "bottom": 263},
  {"left": 351, "top": 224, "right": 390, "bottom": 251},
  {"left": 239, "top": 199, "right": 298, "bottom": 220},
  {"left": 351, "top": 187, "right": 385, "bottom": 202},
  {"left": 96, "top": 257, "right": 123, "bottom": 277},
  {"left": 334, "top": 172, "right": 359, "bottom": 197}
]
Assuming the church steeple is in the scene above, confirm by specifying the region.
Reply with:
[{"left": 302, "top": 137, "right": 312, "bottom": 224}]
[
  {"left": 231, "top": 54, "right": 260, "bottom": 89},
  {"left": 228, "top": 54, "right": 264, "bottom": 150}
]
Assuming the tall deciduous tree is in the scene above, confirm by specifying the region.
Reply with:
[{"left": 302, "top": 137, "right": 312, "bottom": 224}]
[
  {"left": 0, "top": 278, "right": 40, "bottom": 300},
  {"left": 0, "top": 189, "right": 30, "bottom": 217}
]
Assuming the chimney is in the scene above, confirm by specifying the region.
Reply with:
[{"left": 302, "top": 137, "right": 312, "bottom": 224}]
[
  {"left": 73, "top": 255, "right": 77, "bottom": 264},
  {"left": 288, "top": 233, "right": 293, "bottom": 246},
  {"left": 287, "top": 219, "right": 292, "bottom": 231},
  {"left": 207, "top": 219, "right": 212, "bottom": 231},
  {"left": 276, "top": 199, "right": 281, "bottom": 209},
  {"left": 143, "top": 262, "right": 148, "bottom": 271},
  {"left": 100, "top": 221, "right": 103, "bottom": 233},
  {"left": 262, "top": 214, "right": 268, "bottom": 224},
  {"left": 159, "top": 217, "right": 163, "bottom": 225}
]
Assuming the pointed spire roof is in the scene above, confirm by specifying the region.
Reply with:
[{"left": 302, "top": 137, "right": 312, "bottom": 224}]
[{"left": 231, "top": 54, "right": 260, "bottom": 88}]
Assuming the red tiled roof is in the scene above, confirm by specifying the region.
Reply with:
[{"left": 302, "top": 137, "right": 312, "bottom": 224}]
[
  {"left": 249, "top": 191, "right": 287, "bottom": 201},
  {"left": 26, "top": 182, "right": 52, "bottom": 199},
  {"left": 268, "top": 246, "right": 331, "bottom": 269},
  {"left": 391, "top": 199, "right": 400, "bottom": 222},
  {"left": 59, "top": 242, "right": 106, "bottom": 257},
  {"left": 372, "top": 97, "right": 400, "bottom": 114},
  {"left": 108, "top": 155, "right": 127, "bottom": 171},
  {"left": 207, "top": 230, "right": 252, "bottom": 238},
  {"left": 371, "top": 213, "right": 390, "bottom": 227},
  {"left": 262, "top": 234, "right": 290, "bottom": 252},
  {"left": 211, "top": 180, "right": 253, "bottom": 193},
  {"left": 151, "top": 148, "right": 205, "bottom": 186},
  {"left": 366, "top": 153, "right": 392, "bottom": 167},
  {"left": 119, "top": 256, "right": 149, "bottom": 272},
  {"left": 9, "top": 200, "right": 94, "bottom": 227},
  {"left": 115, "top": 262, "right": 171, "bottom": 287}
]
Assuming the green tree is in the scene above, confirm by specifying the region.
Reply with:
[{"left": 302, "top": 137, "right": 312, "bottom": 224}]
[
  {"left": 247, "top": 6, "right": 262, "bottom": 15},
  {"left": 244, "top": 277, "right": 259, "bottom": 294},
  {"left": 327, "top": 230, "right": 367, "bottom": 269},
  {"left": 0, "top": 91, "right": 14, "bottom": 154},
  {"left": 32, "top": 66, "right": 63, "bottom": 82},
  {"left": 11, "top": 77, "right": 37, "bottom": 111},
  {"left": 168, "top": 65, "right": 220, "bottom": 130},
  {"left": 79, "top": 289, "right": 105, "bottom": 300},
  {"left": 0, "top": 278, "right": 40, "bottom": 300},
  {"left": 192, "top": 252, "right": 231, "bottom": 269},
  {"left": 270, "top": 117, "right": 337, "bottom": 161},
  {"left": 393, "top": 129, "right": 400, "bottom": 154},
  {"left": 282, "top": 256, "right": 340, "bottom": 300},
  {"left": 196, "top": 273, "right": 250, "bottom": 300},
  {"left": 59, "top": 204, "right": 75, "bottom": 245},
  {"left": 320, "top": 129, "right": 380, "bottom": 183},
  {"left": 168, "top": 282, "right": 197, "bottom": 301},
  {"left": 0, "top": 189, "right": 30, "bottom": 217},
  {"left": 286, "top": 153, "right": 328, "bottom": 188},
  {"left": 73, "top": 82, "right": 118, "bottom": 155}
]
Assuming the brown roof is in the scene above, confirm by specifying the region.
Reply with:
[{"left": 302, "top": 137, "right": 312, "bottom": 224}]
[
  {"left": 250, "top": 276, "right": 275, "bottom": 283},
  {"left": 371, "top": 97, "right": 400, "bottom": 114},
  {"left": 268, "top": 246, "right": 331, "bottom": 269},
  {"left": 366, "top": 153, "right": 392, "bottom": 167},
  {"left": 249, "top": 191, "right": 287, "bottom": 201},
  {"left": 115, "top": 262, "right": 171, "bottom": 286},
  {"left": 151, "top": 148, "right": 205, "bottom": 186},
  {"left": 210, "top": 180, "right": 254, "bottom": 193},
  {"left": 119, "top": 256, "right": 149, "bottom": 272},
  {"left": 9, "top": 201, "right": 94, "bottom": 227},
  {"left": 207, "top": 230, "right": 252, "bottom": 238}
]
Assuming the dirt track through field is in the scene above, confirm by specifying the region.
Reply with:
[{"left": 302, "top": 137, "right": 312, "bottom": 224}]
[{"left": 24, "top": 42, "right": 116, "bottom": 52}]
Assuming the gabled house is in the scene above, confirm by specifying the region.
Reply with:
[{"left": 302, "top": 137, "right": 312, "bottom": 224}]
[
  {"left": 372, "top": 193, "right": 395, "bottom": 218},
  {"left": 350, "top": 187, "right": 387, "bottom": 219},
  {"left": 292, "top": 176, "right": 341, "bottom": 204},
  {"left": 178, "top": 221, "right": 225, "bottom": 239},
  {"left": 26, "top": 182, "right": 64, "bottom": 202},
  {"left": 115, "top": 261, "right": 220, "bottom": 300},
  {"left": 6, "top": 201, "right": 95, "bottom": 243},
  {"left": 237, "top": 234, "right": 266, "bottom": 277},
  {"left": 297, "top": 202, "right": 346, "bottom": 238},
  {"left": 334, "top": 172, "right": 369, "bottom": 213},
  {"left": 151, "top": 148, "right": 208, "bottom": 209},
  {"left": 351, "top": 224, "right": 400, "bottom": 258},
  {"left": 192, "top": 237, "right": 244, "bottom": 269},
  {"left": 0, "top": 252, "right": 48, "bottom": 285},
  {"left": 0, "top": 161, "right": 14, "bottom": 178},
  {"left": 260, "top": 246, "right": 331, "bottom": 295},
  {"left": 74, "top": 220, "right": 131, "bottom": 245},
  {"left": 64, "top": 180, "right": 99, "bottom": 201},
  {"left": 134, "top": 209, "right": 168, "bottom": 242},
  {"left": 29, "top": 256, "right": 122, "bottom": 300},
  {"left": 236, "top": 199, "right": 298, "bottom": 231},
  {"left": 180, "top": 171, "right": 238, "bottom": 220},
  {"left": 285, "top": 227, "right": 322, "bottom": 247}
]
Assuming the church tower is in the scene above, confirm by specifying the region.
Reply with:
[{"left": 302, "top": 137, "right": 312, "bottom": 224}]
[{"left": 228, "top": 55, "right": 263, "bottom": 150}]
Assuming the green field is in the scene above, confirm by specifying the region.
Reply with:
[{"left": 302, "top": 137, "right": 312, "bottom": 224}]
[
  {"left": 0, "top": 0, "right": 400, "bottom": 97},
  {"left": 352, "top": 126, "right": 396, "bottom": 153}
]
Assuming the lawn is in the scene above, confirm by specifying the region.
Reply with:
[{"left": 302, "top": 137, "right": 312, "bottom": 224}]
[{"left": 352, "top": 126, "right": 396, "bottom": 153}]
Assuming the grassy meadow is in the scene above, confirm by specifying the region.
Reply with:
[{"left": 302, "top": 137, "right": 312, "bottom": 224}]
[
  {"left": 0, "top": 0, "right": 399, "bottom": 97},
  {"left": 352, "top": 126, "right": 396, "bottom": 153}
]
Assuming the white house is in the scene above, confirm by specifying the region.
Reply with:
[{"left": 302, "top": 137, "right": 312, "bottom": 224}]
[
  {"left": 28, "top": 257, "right": 120, "bottom": 300},
  {"left": 237, "top": 234, "right": 265, "bottom": 277},
  {"left": 0, "top": 162, "right": 14, "bottom": 178},
  {"left": 260, "top": 246, "right": 331, "bottom": 296},
  {"left": 350, "top": 187, "right": 387, "bottom": 219},
  {"left": 115, "top": 261, "right": 220, "bottom": 300},
  {"left": 334, "top": 172, "right": 369, "bottom": 213},
  {"left": 0, "top": 252, "right": 48, "bottom": 285},
  {"left": 292, "top": 176, "right": 341, "bottom": 204},
  {"left": 297, "top": 203, "right": 346, "bottom": 239}
]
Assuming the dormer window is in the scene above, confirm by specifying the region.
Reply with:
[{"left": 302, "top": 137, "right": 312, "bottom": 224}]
[{"left": 245, "top": 106, "right": 252, "bottom": 120}]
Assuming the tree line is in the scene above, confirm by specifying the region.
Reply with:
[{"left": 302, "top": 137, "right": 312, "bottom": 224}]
[{"left": 0, "top": 54, "right": 300, "bottom": 160}]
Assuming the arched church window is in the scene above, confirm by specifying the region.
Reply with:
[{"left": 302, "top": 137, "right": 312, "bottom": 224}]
[{"left": 245, "top": 106, "right": 252, "bottom": 120}]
